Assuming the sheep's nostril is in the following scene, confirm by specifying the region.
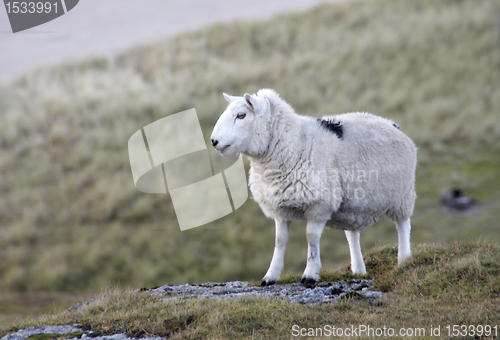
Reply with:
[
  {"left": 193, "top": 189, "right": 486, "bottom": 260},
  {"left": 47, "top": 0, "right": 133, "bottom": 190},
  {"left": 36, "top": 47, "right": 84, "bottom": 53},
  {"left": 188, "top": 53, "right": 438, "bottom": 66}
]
[{"left": 211, "top": 139, "right": 218, "bottom": 147}]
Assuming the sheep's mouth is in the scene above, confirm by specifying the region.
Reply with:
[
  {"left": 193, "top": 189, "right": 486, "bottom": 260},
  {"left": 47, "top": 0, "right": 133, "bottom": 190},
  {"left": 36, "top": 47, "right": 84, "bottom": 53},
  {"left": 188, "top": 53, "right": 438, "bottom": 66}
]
[{"left": 217, "top": 144, "right": 233, "bottom": 156}]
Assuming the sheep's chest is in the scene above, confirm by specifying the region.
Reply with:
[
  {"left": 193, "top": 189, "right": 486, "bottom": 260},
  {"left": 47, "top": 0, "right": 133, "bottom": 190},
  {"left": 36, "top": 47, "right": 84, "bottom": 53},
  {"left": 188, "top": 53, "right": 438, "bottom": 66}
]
[{"left": 248, "top": 167, "right": 317, "bottom": 220}]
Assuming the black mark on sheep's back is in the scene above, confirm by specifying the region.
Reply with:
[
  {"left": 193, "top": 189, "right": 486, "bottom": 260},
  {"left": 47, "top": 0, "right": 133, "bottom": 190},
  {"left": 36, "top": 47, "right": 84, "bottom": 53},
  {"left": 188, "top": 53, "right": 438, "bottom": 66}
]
[{"left": 318, "top": 119, "right": 343, "bottom": 139}]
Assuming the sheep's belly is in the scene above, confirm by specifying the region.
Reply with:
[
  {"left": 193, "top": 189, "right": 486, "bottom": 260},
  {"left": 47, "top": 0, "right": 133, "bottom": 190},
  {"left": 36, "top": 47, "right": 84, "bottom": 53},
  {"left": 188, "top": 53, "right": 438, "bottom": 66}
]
[
  {"left": 264, "top": 203, "right": 383, "bottom": 231},
  {"left": 275, "top": 205, "right": 308, "bottom": 220},
  {"left": 257, "top": 188, "right": 387, "bottom": 230},
  {"left": 326, "top": 206, "right": 384, "bottom": 231}
]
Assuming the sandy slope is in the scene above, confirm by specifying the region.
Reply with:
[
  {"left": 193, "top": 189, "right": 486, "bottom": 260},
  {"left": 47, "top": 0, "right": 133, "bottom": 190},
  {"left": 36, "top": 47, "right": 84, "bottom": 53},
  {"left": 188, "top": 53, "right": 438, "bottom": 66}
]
[{"left": 0, "top": 0, "right": 341, "bottom": 83}]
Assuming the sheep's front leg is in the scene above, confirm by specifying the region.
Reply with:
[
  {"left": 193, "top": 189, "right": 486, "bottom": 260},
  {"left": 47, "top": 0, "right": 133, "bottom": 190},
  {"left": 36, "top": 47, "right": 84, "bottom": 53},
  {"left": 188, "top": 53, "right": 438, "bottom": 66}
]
[
  {"left": 261, "top": 219, "right": 291, "bottom": 286},
  {"left": 300, "top": 221, "right": 326, "bottom": 284}
]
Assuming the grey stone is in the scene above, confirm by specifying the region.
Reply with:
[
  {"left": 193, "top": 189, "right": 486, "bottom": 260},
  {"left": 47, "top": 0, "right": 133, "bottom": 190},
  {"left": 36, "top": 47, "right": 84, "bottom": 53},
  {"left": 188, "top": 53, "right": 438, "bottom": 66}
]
[
  {"left": 66, "top": 299, "right": 97, "bottom": 312},
  {"left": 359, "top": 290, "right": 384, "bottom": 299},
  {"left": 1, "top": 325, "right": 162, "bottom": 340},
  {"left": 143, "top": 279, "right": 382, "bottom": 305},
  {"left": 1, "top": 325, "right": 82, "bottom": 340},
  {"left": 73, "top": 335, "right": 161, "bottom": 340}
]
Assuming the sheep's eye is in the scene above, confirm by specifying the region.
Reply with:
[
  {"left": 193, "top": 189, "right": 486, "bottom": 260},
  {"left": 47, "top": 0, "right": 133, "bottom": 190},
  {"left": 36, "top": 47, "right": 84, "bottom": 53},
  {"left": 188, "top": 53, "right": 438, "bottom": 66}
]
[{"left": 236, "top": 113, "right": 246, "bottom": 119}]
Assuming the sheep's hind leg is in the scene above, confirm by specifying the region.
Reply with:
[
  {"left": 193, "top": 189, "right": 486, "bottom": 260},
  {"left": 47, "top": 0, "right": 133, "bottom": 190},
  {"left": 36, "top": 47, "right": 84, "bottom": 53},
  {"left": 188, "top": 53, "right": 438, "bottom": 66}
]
[
  {"left": 300, "top": 221, "right": 326, "bottom": 284},
  {"left": 261, "top": 219, "right": 291, "bottom": 286},
  {"left": 395, "top": 218, "right": 411, "bottom": 265},
  {"left": 345, "top": 230, "right": 366, "bottom": 275}
]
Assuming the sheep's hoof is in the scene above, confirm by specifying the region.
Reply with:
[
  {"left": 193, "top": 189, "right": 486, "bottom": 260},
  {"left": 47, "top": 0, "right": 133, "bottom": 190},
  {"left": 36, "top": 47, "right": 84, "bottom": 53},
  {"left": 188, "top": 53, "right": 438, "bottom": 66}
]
[
  {"left": 261, "top": 280, "right": 276, "bottom": 286},
  {"left": 300, "top": 277, "right": 316, "bottom": 285}
]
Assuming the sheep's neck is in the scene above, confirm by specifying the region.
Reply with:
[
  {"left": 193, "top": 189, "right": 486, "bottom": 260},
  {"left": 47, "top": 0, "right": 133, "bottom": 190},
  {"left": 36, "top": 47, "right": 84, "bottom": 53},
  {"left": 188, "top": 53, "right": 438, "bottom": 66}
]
[{"left": 248, "top": 114, "right": 310, "bottom": 176}]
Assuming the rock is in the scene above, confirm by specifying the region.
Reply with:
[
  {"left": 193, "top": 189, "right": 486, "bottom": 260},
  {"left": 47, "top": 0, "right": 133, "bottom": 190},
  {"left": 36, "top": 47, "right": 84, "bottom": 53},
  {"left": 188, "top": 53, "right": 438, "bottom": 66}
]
[
  {"left": 1, "top": 325, "right": 83, "bottom": 340},
  {"left": 441, "top": 187, "right": 476, "bottom": 211},
  {"left": 66, "top": 299, "right": 97, "bottom": 312},
  {"left": 0, "top": 325, "right": 162, "bottom": 340},
  {"left": 143, "top": 279, "right": 382, "bottom": 304}
]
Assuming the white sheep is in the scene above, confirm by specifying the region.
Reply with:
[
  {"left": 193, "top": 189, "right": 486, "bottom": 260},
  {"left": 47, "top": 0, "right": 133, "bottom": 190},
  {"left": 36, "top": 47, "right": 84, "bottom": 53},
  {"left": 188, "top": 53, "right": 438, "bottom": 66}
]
[{"left": 211, "top": 89, "right": 417, "bottom": 285}]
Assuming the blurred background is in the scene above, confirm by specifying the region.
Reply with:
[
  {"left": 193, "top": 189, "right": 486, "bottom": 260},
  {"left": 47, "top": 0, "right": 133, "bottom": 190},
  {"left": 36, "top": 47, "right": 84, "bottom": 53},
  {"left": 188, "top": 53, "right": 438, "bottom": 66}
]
[{"left": 1, "top": 0, "right": 499, "bottom": 326}]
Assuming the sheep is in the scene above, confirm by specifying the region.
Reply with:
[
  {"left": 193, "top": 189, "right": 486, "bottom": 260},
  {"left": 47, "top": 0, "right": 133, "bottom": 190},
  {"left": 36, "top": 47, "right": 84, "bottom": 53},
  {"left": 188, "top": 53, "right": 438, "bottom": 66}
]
[{"left": 210, "top": 89, "right": 417, "bottom": 286}]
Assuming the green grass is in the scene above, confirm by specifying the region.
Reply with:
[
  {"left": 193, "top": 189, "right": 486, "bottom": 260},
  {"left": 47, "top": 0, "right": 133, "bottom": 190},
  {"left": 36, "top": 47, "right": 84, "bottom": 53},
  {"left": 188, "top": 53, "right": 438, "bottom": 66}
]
[
  {"left": 0, "top": 0, "right": 499, "bottom": 299},
  {"left": 1, "top": 241, "right": 499, "bottom": 339}
]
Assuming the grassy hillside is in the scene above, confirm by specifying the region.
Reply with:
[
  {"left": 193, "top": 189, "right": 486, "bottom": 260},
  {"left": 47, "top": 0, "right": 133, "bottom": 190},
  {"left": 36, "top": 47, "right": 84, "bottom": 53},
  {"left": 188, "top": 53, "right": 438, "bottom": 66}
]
[
  {"left": 0, "top": 0, "right": 500, "bottom": 293},
  {"left": 1, "top": 241, "right": 500, "bottom": 339}
]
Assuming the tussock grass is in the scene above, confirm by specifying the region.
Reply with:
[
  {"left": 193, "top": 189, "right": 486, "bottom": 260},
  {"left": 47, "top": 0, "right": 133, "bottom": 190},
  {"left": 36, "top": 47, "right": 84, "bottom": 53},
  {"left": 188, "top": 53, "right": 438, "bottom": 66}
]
[
  {"left": 0, "top": 0, "right": 500, "bottom": 294},
  {"left": 1, "top": 241, "right": 499, "bottom": 339}
]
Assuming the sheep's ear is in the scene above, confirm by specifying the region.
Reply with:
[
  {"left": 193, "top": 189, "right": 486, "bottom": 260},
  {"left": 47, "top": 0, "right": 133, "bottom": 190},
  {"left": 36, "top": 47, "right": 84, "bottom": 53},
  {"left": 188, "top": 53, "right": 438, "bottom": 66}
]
[
  {"left": 223, "top": 93, "right": 240, "bottom": 103},
  {"left": 243, "top": 93, "right": 269, "bottom": 116}
]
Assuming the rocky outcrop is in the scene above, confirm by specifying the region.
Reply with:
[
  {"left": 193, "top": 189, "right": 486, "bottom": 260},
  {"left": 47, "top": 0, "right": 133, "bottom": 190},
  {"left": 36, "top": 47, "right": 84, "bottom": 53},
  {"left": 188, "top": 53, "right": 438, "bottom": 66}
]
[
  {"left": 142, "top": 279, "right": 382, "bottom": 304},
  {"left": 0, "top": 325, "right": 161, "bottom": 340}
]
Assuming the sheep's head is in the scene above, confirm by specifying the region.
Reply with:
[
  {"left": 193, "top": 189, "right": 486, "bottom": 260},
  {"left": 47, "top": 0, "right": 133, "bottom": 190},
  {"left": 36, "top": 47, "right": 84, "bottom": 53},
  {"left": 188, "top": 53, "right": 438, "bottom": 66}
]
[{"left": 211, "top": 92, "right": 270, "bottom": 157}]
